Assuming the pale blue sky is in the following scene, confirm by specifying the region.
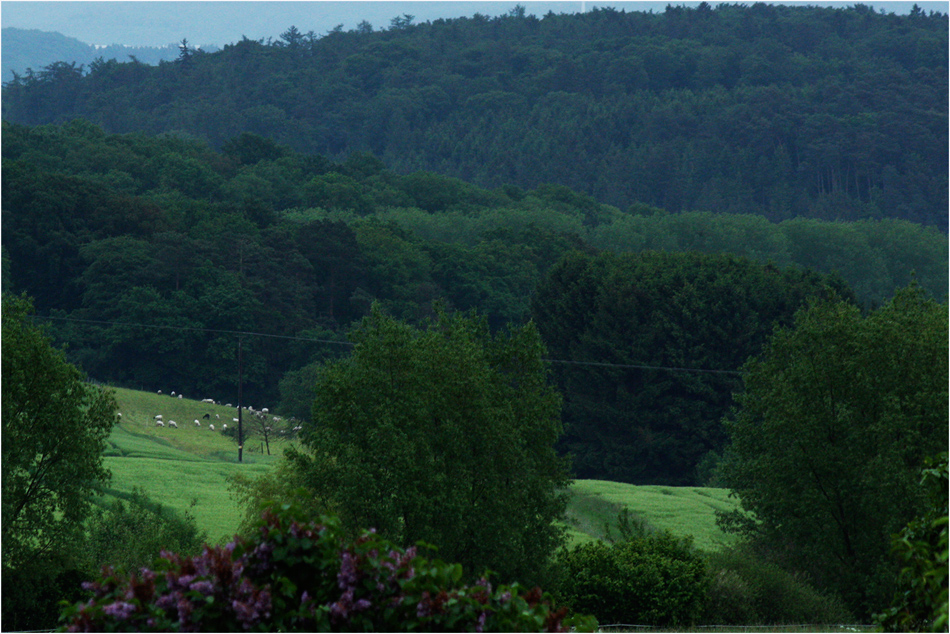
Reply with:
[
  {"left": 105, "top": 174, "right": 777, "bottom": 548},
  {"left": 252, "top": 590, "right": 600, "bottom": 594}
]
[{"left": 2, "top": 1, "right": 947, "bottom": 47}]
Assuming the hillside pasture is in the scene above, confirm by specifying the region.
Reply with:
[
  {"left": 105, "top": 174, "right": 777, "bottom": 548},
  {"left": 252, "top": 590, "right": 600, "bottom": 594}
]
[
  {"left": 565, "top": 480, "right": 740, "bottom": 552},
  {"left": 105, "top": 388, "right": 288, "bottom": 542},
  {"left": 106, "top": 387, "right": 740, "bottom": 551}
]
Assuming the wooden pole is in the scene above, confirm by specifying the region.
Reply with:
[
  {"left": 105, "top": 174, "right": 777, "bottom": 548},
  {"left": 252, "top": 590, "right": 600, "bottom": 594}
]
[{"left": 238, "top": 337, "right": 244, "bottom": 463}]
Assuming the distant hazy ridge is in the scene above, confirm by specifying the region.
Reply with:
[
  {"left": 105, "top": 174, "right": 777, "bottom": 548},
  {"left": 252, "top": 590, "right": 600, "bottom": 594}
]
[{"left": 1, "top": 27, "right": 218, "bottom": 83}]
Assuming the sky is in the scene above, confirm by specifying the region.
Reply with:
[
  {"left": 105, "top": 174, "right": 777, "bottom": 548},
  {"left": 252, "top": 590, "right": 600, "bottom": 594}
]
[{"left": 2, "top": 1, "right": 947, "bottom": 48}]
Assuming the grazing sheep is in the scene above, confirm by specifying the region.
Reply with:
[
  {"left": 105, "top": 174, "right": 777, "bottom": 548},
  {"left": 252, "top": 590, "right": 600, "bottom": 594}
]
[
  {"left": 194, "top": 420, "right": 201, "bottom": 427},
  {"left": 226, "top": 403, "right": 232, "bottom": 408},
  {"left": 209, "top": 424, "right": 215, "bottom": 431},
  {"left": 155, "top": 420, "right": 165, "bottom": 427},
  {"left": 117, "top": 413, "right": 122, "bottom": 417},
  {"left": 222, "top": 424, "right": 228, "bottom": 430},
  {"left": 215, "top": 414, "right": 220, "bottom": 419},
  {"left": 169, "top": 421, "right": 178, "bottom": 428},
  {"left": 158, "top": 390, "right": 162, "bottom": 394},
  {"left": 202, "top": 398, "right": 214, "bottom": 404},
  {"left": 171, "top": 391, "right": 176, "bottom": 396},
  {"left": 154, "top": 414, "right": 163, "bottom": 420},
  {"left": 262, "top": 408, "right": 269, "bottom": 414},
  {"left": 233, "top": 418, "right": 239, "bottom": 422},
  {"left": 202, "top": 413, "right": 210, "bottom": 420},
  {"left": 178, "top": 394, "right": 183, "bottom": 399}
]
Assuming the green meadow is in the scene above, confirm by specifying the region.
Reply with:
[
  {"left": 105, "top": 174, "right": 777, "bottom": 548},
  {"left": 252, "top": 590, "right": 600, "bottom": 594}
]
[
  {"left": 104, "top": 387, "right": 283, "bottom": 542},
  {"left": 106, "top": 387, "right": 739, "bottom": 550}
]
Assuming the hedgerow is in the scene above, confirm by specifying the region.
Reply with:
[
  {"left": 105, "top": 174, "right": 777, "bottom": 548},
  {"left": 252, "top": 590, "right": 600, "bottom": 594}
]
[{"left": 59, "top": 503, "right": 596, "bottom": 632}]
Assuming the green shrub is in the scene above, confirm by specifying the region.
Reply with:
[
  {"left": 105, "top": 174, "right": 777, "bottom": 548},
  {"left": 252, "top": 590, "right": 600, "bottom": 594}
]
[
  {"left": 702, "top": 544, "right": 852, "bottom": 625},
  {"left": 85, "top": 487, "right": 208, "bottom": 574},
  {"left": 556, "top": 530, "right": 706, "bottom": 627},
  {"left": 875, "top": 453, "right": 949, "bottom": 633},
  {"left": 60, "top": 503, "right": 597, "bottom": 632}
]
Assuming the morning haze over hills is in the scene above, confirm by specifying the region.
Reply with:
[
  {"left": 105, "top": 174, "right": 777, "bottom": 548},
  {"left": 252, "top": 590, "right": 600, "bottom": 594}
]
[{"left": 1, "top": 1, "right": 947, "bottom": 631}]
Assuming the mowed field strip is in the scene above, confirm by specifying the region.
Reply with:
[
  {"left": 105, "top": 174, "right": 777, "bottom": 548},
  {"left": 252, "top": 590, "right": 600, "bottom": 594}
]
[{"left": 108, "top": 388, "right": 739, "bottom": 550}]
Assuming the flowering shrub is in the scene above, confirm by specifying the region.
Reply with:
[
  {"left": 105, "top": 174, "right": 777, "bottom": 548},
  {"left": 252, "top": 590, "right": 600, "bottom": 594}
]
[{"left": 60, "top": 504, "right": 596, "bottom": 632}]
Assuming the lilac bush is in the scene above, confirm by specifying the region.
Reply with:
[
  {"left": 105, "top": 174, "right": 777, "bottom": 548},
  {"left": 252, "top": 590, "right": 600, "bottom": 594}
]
[{"left": 60, "top": 504, "right": 596, "bottom": 632}]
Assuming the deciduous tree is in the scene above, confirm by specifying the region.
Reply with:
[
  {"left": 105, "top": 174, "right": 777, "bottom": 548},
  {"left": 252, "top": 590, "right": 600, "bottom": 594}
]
[
  {"left": 288, "top": 305, "right": 570, "bottom": 584},
  {"left": 1, "top": 294, "right": 118, "bottom": 629},
  {"left": 718, "top": 284, "right": 948, "bottom": 618}
]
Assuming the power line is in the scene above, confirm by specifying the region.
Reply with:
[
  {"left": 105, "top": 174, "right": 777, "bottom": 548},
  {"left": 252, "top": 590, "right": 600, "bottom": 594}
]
[
  {"left": 33, "top": 314, "right": 354, "bottom": 346},
  {"left": 33, "top": 313, "right": 744, "bottom": 376},
  {"left": 545, "top": 358, "right": 741, "bottom": 376}
]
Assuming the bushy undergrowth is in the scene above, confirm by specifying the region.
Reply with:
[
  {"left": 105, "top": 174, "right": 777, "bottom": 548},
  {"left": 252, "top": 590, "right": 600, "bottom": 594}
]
[
  {"left": 555, "top": 529, "right": 706, "bottom": 627},
  {"left": 60, "top": 504, "right": 596, "bottom": 632},
  {"left": 875, "top": 453, "right": 948, "bottom": 633},
  {"left": 701, "top": 544, "right": 852, "bottom": 625},
  {"left": 86, "top": 487, "right": 208, "bottom": 575}
]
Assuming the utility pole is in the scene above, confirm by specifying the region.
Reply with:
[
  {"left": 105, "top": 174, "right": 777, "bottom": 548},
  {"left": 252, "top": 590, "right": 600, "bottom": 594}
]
[{"left": 237, "top": 337, "right": 244, "bottom": 463}]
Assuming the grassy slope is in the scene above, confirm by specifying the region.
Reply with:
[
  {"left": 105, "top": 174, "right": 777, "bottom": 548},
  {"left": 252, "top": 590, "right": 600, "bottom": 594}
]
[
  {"left": 108, "top": 387, "right": 739, "bottom": 551},
  {"left": 106, "top": 387, "right": 285, "bottom": 543},
  {"left": 564, "top": 480, "right": 740, "bottom": 552}
]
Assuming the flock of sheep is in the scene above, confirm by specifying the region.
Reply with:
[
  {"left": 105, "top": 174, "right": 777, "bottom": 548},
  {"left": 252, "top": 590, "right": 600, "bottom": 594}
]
[
  {"left": 144, "top": 390, "right": 288, "bottom": 434},
  {"left": 151, "top": 413, "right": 228, "bottom": 432}
]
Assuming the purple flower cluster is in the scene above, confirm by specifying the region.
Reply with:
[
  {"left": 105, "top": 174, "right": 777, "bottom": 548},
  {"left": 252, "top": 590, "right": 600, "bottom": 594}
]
[
  {"left": 60, "top": 506, "right": 581, "bottom": 632},
  {"left": 102, "top": 601, "right": 136, "bottom": 620}
]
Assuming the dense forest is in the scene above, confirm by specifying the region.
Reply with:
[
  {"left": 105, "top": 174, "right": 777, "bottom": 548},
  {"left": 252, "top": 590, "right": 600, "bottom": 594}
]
[
  {"left": 3, "top": 120, "right": 946, "bottom": 485},
  {"left": 2, "top": 3, "right": 947, "bottom": 228}
]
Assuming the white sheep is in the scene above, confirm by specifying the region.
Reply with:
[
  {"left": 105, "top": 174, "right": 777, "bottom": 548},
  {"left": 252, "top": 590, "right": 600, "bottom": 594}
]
[
  {"left": 169, "top": 421, "right": 178, "bottom": 428},
  {"left": 194, "top": 420, "right": 201, "bottom": 427},
  {"left": 155, "top": 420, "right": 165, "bottom": 427},
  {"left": 226, "top": 403, "right": 232, "bottom": 408},
  {"left": 158, "top": 390, "right": 162, "bottom": 394},
  {"left": 154, "top": 414, "right": 163, "bottom": 420},
  {"left": 209, "top": 424, "right": 215, "bottom": 431},
  {"left": 233, "top": 418, "right": 239, "bottom": 422},
  {"left": 117, "top": 412, "right": 122, "bottom": 417},
  {"left": 222, "top": 424, "right": 228, "bottom": 430},
  {"left": 178, "top": 394, "right": 183, "bottom": 399},
  {"left": 262, "top": 408, "right": 269, "bottom": 414},
  {"left": 215, "top": 414, "right": 220, "bottom": 419},
  {"left": 171, "top": 391, "right": 176, "bottom": 396}
]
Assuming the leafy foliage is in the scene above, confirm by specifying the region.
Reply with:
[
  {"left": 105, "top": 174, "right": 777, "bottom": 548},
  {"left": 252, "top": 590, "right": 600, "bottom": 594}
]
[
  {"left": 531, "top": 250, "right": 854, "bottom": 485},
  {"left": 85, "top": 487, "right": 208, "bottom": 576},
  {"left": 60, "top": 503, "right": 596, "bottom": 632},
  {"left": 702, "top": 543, "right": 852, "bottom": 625},
  {"left": 718, "top": 284, "right": 949, "bottom": 618},
  {"left": 875, "top": 453, "right": 949, "bottom": 632},
  {"left": 1, "top": 293, "right": 118, "bottom": 630},
  {"left": 1, "top": 293, "right": 117, "bottom": 567},
  {"left": 555, "top": 529, "right": 706, "bottom": 627},
  {"left": 288, "top": 305, "right": 571, "bottom": 585}
]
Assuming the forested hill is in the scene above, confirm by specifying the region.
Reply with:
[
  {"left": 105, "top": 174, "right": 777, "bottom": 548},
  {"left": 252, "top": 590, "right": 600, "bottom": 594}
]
[
  {"left": 0, "top": 28, "right": 194, "bottom": 84},
  {"left": 2, "top": 3, "right": 947, "bottom": 228},
  {"left": 3, "top": 120, "right": 947, "bottom": 484}
]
